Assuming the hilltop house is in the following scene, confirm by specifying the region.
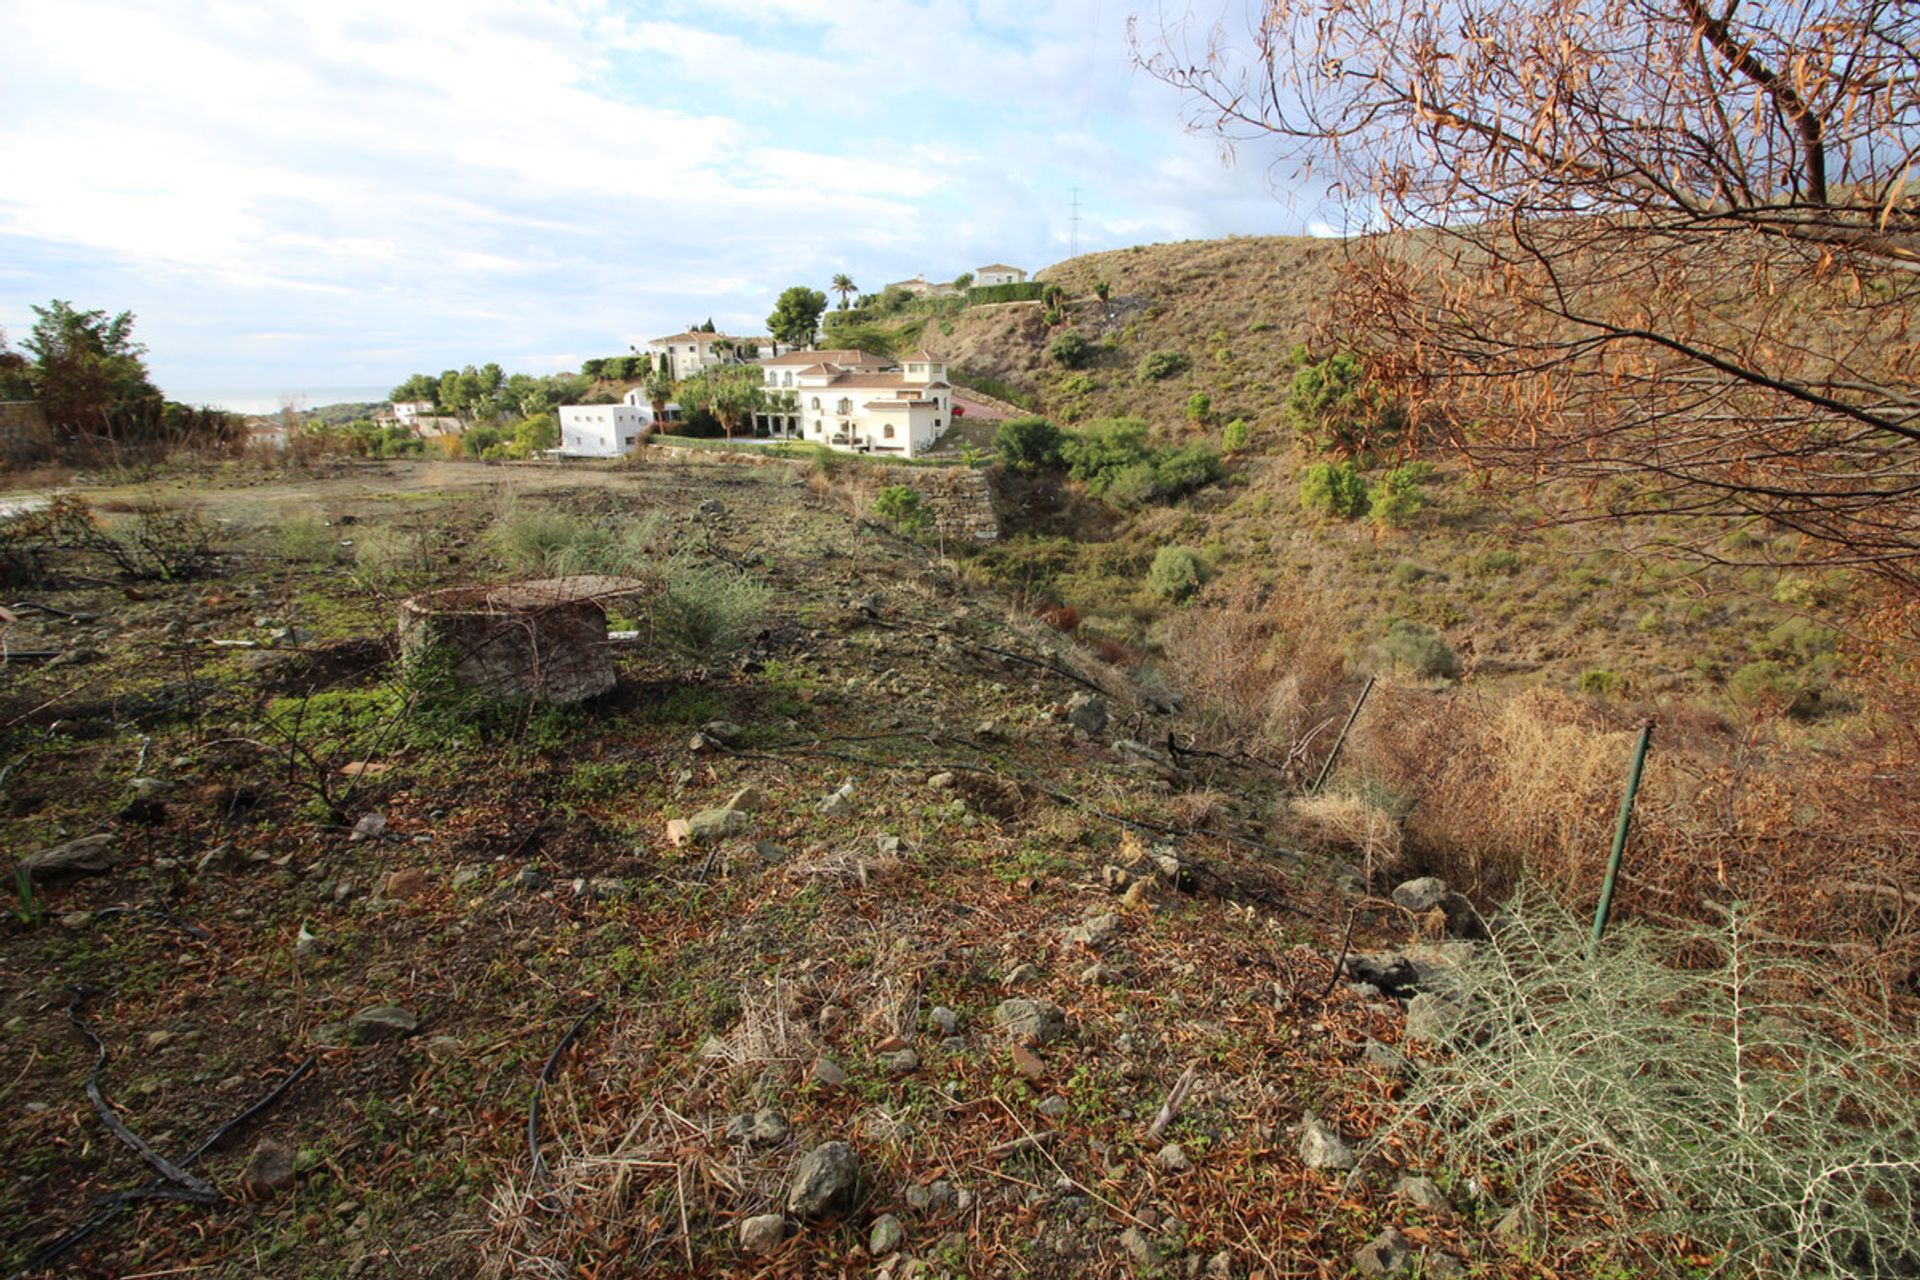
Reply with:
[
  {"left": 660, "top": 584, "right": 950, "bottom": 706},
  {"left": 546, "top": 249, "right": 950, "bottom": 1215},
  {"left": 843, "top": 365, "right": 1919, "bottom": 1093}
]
[
  {"left": 752, "top": 349, "right": 953, "bottom": 458},
  {"left": 883, "top": 275, "right": 961, "bottom": 299},
  {"left": 646, "top": 332, "right": 792, "bottom": 381},
  {"left": 974, "top": 263, "right": 1027, "bottom": 286}
]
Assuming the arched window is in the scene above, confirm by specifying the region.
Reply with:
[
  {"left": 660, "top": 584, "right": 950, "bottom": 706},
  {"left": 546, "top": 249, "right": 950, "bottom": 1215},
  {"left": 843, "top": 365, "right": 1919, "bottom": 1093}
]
[
  {"left": 810, "top": 397, "right": 820, "bottom": 410},
  {"left": 837, "top": 398, "right": 852, "bottom": 416},
  {"left": 783, "top": 372, "right": 793, "bottom": 387},
  {"left": 883, "top": 424, "right": 895, "bottom": 438}
]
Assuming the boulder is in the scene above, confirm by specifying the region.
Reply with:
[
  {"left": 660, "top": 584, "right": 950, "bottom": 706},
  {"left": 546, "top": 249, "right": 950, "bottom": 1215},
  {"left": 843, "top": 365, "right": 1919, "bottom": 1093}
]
[
  {"left": 685, "top": 808, "right": 749, "bottom": 843},
  {"left": 1064, "top": 692, "right": 1108, "bottom": 736},
  {"left": 1391, "top": 877, "right": 1448, "bottom": 913},
  {"left": 1353, "top": 1227, "right": 1411, "bottom": 1278},
  {"left": 1297, "top": 1115, "right": 1356, "bottom": 1171}
]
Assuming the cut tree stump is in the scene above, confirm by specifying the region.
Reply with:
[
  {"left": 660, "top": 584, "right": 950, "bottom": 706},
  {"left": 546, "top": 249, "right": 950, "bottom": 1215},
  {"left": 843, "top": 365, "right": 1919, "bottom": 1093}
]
[{"left": 397, "top": 575, "right": 646, "bottom": 705}]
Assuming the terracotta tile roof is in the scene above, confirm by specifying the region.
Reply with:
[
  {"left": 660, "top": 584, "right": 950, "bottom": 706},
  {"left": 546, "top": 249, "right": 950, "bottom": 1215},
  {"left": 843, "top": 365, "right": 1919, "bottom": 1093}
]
[{"left": 649, "top": 332, "right": 719, "bottom": 344}]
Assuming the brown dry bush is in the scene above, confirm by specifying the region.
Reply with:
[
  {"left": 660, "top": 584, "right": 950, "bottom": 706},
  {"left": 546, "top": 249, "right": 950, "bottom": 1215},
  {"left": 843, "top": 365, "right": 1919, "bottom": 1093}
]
[
  {"left": 1288, "top": 790, "right": 1404, "bottom": 880},
  {"left": 1161, "top": 574, "right": 1348, "bottom": 758},
  {"left": 1345, "top": 684, "right": 1920, "bottom": 982}
]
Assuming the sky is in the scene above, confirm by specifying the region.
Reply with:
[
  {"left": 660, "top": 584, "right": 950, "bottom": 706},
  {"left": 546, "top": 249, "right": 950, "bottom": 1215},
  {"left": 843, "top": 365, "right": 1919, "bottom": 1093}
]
[{"left": 0, "top": 0, "right": 1323, "bottom": 406}]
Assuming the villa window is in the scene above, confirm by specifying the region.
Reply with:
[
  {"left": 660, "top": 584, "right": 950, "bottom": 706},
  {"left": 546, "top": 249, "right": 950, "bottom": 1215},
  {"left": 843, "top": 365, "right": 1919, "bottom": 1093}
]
[
  {"left": 883, "top": 424, "right": 895, "bottom": 438},
  {"left": 810, "top": 397, "right": 821, "bottom": 410},
  {"left": 837, "top": 398, "right": 852, "bottom": 415},
  {"left": 783, "top": 372, "right": 793, "bottom": 387}
]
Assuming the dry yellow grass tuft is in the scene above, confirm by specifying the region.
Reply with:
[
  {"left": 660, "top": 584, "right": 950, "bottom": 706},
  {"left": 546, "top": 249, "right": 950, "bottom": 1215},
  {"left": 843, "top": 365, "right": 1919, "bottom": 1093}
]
[{"left": 1288, "top": 790, "right": 1404, "bottom": 880}]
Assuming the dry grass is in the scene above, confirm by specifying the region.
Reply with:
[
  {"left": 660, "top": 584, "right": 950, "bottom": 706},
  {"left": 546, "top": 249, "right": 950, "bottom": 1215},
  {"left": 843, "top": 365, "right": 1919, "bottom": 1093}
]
[
  {"left": 1161, "top": 575, "right": 1350, "bottom": 761},
  {"left": 1288, "top": 791, "right": 1404, "bottom": 881}
]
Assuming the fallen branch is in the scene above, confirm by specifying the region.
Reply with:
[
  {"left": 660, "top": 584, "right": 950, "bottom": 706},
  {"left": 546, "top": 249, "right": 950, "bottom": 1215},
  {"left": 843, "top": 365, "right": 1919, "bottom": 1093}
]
[
  {"left": 65, "top": 990, "right": 219, "bottom": 1201},
  {"left": 1145, "top": 1063, "right": 1199, "bottom": 1142}
]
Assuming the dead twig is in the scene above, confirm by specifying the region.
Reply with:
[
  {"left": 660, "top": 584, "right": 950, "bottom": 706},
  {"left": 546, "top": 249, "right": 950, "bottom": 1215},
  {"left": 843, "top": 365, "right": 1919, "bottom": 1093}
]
[
  {"left": 1145, "top": 1063, "right": 1200, "bottom": 1142},
  {"left": 529, "top": 999, "right": 603, "bottom": 1206}
]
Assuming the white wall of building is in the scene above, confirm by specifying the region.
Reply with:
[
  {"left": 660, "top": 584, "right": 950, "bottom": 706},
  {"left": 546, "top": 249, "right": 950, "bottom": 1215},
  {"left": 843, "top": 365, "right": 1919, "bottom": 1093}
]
[
  {"left": 557, "top": 404, "right": 653, "bottom": 456},
  {"left": 975, "top": 266, "right": 1027, "bottom": 286}
]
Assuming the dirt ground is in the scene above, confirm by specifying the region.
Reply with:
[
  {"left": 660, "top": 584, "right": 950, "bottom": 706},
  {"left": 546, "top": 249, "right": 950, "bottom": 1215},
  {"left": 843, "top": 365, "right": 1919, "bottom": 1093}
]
[{"left": 0, "top": 456, "right": 1554, "bottom": 1278}]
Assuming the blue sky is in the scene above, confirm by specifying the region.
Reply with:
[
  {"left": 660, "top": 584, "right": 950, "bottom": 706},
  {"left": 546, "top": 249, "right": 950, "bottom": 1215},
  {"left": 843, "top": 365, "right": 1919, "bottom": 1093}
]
[{"left": 0, "top": 0, "right": 1322, "bottom": 405}]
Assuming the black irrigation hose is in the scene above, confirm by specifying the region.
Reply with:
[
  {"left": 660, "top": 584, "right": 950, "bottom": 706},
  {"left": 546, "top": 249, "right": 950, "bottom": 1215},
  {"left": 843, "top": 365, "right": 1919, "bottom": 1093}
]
[
  {"left": 65, "top": 991, "right": 218, "bottom": 1201},
  {"left": 15, "top": 1006, "right": 316, "bottom": 1278},
  {"left": 90, "top": 904, "right": 211, "bottom": 943},
  {"left": 528, "top": 999, "right": 602, "bottom": 1209}
]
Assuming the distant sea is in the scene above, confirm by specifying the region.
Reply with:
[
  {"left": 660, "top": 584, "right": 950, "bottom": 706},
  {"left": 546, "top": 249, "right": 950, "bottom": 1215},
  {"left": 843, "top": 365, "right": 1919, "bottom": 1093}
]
[{"left": 169, "top": 386, "right": 393, "bottom": 417}]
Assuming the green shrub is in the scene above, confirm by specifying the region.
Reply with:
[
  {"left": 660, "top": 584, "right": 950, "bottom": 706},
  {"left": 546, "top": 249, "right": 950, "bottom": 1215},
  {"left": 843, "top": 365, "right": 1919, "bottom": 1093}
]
[
  {"left": 994, "top": 416, "right": 1064, "bottom": 472},
  {"left": 486, "top": 505, "right": 660, "bottom": 577},
  {"left": 1760, "top": 617, "right": 1837, "bottom": 664},
  {"left": 1147, "top": 546, "right": 1207, "bottom": 601},
  {"left": 1093, "top": 281, "right": 1110, "bottom": 301},
  {"left": 1372, "top": 619, "right": 1459, "bottom": 679},
  {"left": 872, "top": 484, "right": 931, "bottom": 534},
  {"left": 1151, "top": 443, "right": 1222, "bottom": 498},
  {"left": 965, "top": 281, "right": 1046, "bottom": 305},
  {"left": 1372, "top": 461, "right": 1435, "bottom": 528},
  {"left": 1729, "top": 658, "right": 1798, "bottom": 709},
  {"left": 1299, "top": 461, "right": 1372, "bottom": 520},
  {"left": 1576, "top": 668, "right": 1620, "bottom": 697},
  {"left": 1136, "top": 351, "right": 1190, "bottom": 383},
  {"left": 1390, "top": 895, "right": 1920, "bottom": 1279},
  {"left": 655, "top": 558, "right": 772, "bottom": 666},
  {"left": 1473, "top": 548, "right": 1523, "bottom": 577},
  {"left": 1048, "top": 331, "right": 1093, "bottom": 369},
  {"left": 1061, "top": 417, "right": 1153, "bottom": 486},
  {"left": 1221, "top": 418, "right": 1252, "bottom": 453},
  {"left": 351, "top": 526, "right": 425, "bottom": 589},
  {"left": 276, "top": 509, "right": 337, "bottom": 562},
  {"left": 1185, "top": 392, "right": 1212, "bottom": 424}
]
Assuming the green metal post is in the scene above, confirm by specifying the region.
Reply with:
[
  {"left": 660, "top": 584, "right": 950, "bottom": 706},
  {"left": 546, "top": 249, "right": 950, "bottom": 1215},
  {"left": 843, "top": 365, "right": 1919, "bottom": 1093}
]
[{"left": 1588, "top": 720, "right": 1654, "bottom": 960}]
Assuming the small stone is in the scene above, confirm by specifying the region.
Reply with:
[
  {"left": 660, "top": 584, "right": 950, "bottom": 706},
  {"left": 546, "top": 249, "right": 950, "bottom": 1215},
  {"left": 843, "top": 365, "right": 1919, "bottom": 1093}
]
[
  {"left": 1156, "top": 1142, "right": 1191, "bottom": 1173},
  {"left": 1064, "top": 692, "right": 1108, "bottom": 736},
  {"left": 787, "top": 1141, "right": 859, "bottom": 1217},
  {"left": 1119, "top": 1226, "right": 1157, "bottom": 1266},
  {"left": 425, "top": 1035, "right": 464, "bottom": 1061},
  {"left": 129, "top": 777, "right": 169, "bottom": 800},
  {"left": 1353, "top": 1227, "right": 1411, "bottom": 1278},
  {"left": 1391, "top": 877, "right": 1449, "bottom": 913},
  {"left": 928, "top": 1006, "right": 958, "bottom": 1035},
  {"left": 1080, "top": 962, "right": 1119, "bottom": 984},
  {"left": 875, "top": 834, "right": 902, "bottom": 857},
  {"left": 811, "top": 1057, "right": 849, "bottom": 1088},
  {"left": 1494, "top": 1206, "right": 1544, "bottom": 1250},
  {"left": 686, "top": 807, "right": 749, "bottom": 843},
  {"left": 1009, "top": 1043, "right": 1046, "bottom": 1079},
  {"left": 725, "top": 1108, "right": 791, "bottom": 1147},
  {"left": 515, "top": 867, "right": 549, "bottom": 890},
  {"left": 1121, "top": 876, "right": 1157, "bottom": 909},
  {"left": 58, "top": 911, "right": 93, "bottom": 930},
  {"left": 450, "top": 864, "right": 488, "bottom": 890},
  {"left": 818, "top": 785, "right": 855, "bottom": 817},
  {"left": 993, "top": 998, "right": 1066, "bottom": 1046},
  {"left": 882, "top": 1048, "right": 920, "bottom": 1075},
  {"left": 1297, "top": 1115, "right": 1356, "bottom": 1171},
  {"left": 347, "top": 1005, "right": 419, "bottom": 1043},
  {"left": 939, "top": 1035, "right": 969, "bottom": 1055},
  {"left": 384, "top": 868, "right": 429, "bottom": 897},
  {"left": 725, "top": 786, "right": 764, "bottom": 813},
  {"left": 665, "top": 818, "right": 693, "bottom": 846},
  {"left": 738, "top": 1212, "right": 787, "bottom": 1256},
  {"left": 1205, "top": 1249, "right": 1232, "bottom": 1277},
  {"left": 753, "top": 841, "right": 789, "bottom": 863},
  {"left": 927, "top": 771, "right": 955, "bottom": 790},
  {"left": 1064, "top": 912, "right": 1122, "bottom": 949},
  {"left": 1036, "top": 1095, "right": 1068, "bottom": 1119},
  {"left": 1003, "top": 963, "right": 1042, "bottom": 987},
  {"left": 348, "top": 812, "right": 386, "bottom": 842},
  {"left": 869, "top": 1212, "right": 905, "bottom": 1256},
  {"left": 240, "top": 1139, "right": 297, "bottom": 1198},
  {"left": 1405, "top": 992, "right": 1464, "bottom": 1044},
  {"left": 1395, "top": 1174, "right": 1454, "bottom": 1220}
]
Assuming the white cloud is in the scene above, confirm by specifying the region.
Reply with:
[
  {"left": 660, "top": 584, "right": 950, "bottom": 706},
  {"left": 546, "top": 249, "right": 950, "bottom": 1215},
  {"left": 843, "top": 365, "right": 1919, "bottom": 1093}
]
[{"left": 0, "top": 0, "right": 1313, "bottom": 390}]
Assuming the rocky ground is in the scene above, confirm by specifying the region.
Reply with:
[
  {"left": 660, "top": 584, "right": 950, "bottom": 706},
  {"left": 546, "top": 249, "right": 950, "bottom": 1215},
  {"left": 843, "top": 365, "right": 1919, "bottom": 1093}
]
[{"left": 3, "top": 457, "right": 1527, "bottom": 1278}]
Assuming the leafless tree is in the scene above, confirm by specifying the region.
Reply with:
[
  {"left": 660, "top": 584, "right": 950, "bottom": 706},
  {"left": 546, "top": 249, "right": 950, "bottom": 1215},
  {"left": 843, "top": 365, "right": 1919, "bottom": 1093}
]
[{"left": 1135, "top": 1, "right": 1920, "bottom": 578}]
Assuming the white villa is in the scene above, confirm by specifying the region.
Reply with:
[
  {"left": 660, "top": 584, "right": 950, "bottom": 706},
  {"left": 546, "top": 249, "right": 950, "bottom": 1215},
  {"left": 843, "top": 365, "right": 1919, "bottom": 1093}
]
[
  {"left": 974, "top": 263, "right": 1027, "bottom": 286},
  {"left": 646, "top": 332, "right": 792, "bottom": 381},
  {"left": 555, "top": 402, "right": 681, "bottom": 456},
  {"left": 390, "top": 400, "right": 436, "bottom": 426},
  {"left": 752, "top": 349, "right": 954, "bottom": 458}
]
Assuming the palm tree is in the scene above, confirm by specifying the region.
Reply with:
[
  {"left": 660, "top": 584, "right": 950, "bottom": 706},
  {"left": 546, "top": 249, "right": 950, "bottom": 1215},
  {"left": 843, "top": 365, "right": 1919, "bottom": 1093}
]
[{"left": 830, "top": 274, "right": 857, "bottom": 311}]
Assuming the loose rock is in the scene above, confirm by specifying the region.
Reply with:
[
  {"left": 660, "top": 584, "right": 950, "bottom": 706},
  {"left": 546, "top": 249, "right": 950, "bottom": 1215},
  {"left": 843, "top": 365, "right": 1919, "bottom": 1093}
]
[
  {"left": 1352, "top": 1227, "right": 1411, "bottom": 1278},
  {"left": 1394, "top": 1174, "right": 1454, "bottom": 1220},
  {"left": 1156, "top": 1142, "right": 1191, "bottom": 1173},
  {"left": 738, "top": 1213, "right": 787, "bottom": 1255},
  {"left": 1391, "top": 877, "right": 1449, "bottom": 913},
  {"left": 869, "top": 1212, "right": 905, "bottom": 1256},
  {"left": 1404, "top": 992, "right": 1464, "bottom": 1044},
  {"left": 1297, "top": 1115, "right": 1356, "bottom": 1171},
  {"left": 786, "top": 1141, "right": 860, "bottom": 1217},
  {"left": 240, "top": 1139, "right": 297, "bottom": 1198},
  {"left": 19, "top": 833, "right": 122, "bottom": 880},
  {"left": 1064, "top": 692, "right": 1108, "bottom": 736},
  {"left": 348, "top": 1005, "right": 419, "bottom": 1043},
  {"left": 993, "top": 998, "right": 1066, "bottom": 1046},
  {"left": 726, "top": 1108, "right": 791, "bottom": 1148}
]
